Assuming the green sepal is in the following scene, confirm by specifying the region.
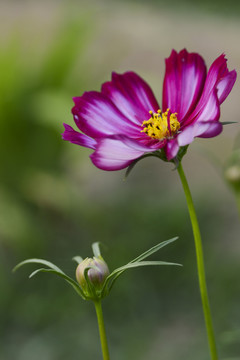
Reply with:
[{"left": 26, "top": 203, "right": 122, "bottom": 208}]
[
  {"left": 156, "top": 145, "right": 188, "bottom": 166},
  {"left": 92, "top": 242, "right": 102, "bottom": 258},
  {"left": 156, "top": 149, "right": 168, "bottom": 162},
  {"left": 83, "top": 266, "right": 98, "bottom": 300},
  {"left": 72, "top": 256, "right": 83, "bottom": 264},
  {"left": 171, "top": 145, "right": 189, "bottom": 169}
]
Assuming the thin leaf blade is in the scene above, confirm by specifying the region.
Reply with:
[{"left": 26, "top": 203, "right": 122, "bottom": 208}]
[
  {"left": 111, "top": 260, "right": 182, "bottom": 275},
  {"left": 130, "top": 237, "right": 178, "bottom": 263},
  {"left": 28, "top": 268, "right": 85, "bottom": 299},
  {"left": 13, "top": 258, "right": 64, "bottom": 273},
  {"left": 222, "top": 121, "right": 237, "bottom": 125},
  {"left": 102, "top": 259, "right": 182, "bottom": 294}
]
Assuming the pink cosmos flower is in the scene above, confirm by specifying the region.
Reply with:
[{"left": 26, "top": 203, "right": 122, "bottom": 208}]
[{"left": 63, "top": 49, "right": 237, "bottom": 171}]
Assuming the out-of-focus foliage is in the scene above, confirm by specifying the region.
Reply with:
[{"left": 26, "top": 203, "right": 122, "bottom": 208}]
[
  {"left": 0, "top": 1, "right": 239, "bottom": 360},
  {"left": 114, "top": 0, "right": 240, "bottom": 17},
  {"left": 0, "top": 13, "right": 90, "bottom": 252},
  {"left": 224, "top": 134, "right": 240, "bottom": 217}
]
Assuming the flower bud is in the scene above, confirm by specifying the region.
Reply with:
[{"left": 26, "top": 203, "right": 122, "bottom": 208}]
[
  {"left": 225, "top": 165, "right": 240, "bottom": 190},
  {"left": 76, "top": 256, "right": 110, "bottom": 299}
]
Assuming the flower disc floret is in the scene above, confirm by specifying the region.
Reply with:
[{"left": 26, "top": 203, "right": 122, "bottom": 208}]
[{"left": 141, "top": 109, "right": 180, "bottom": 140}]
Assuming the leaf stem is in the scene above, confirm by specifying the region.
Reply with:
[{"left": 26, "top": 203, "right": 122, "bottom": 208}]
[
  {"left": 177, "top": 162, "right": 218, "bottom": 360},
  {"left": 94, "top": 300, "right": 110, "bottom": 360}
]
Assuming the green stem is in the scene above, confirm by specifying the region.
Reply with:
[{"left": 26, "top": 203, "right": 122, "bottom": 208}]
[
  {"left": 94, "top": 300, "right": 110, "bottom": 360},
  {"left": 177, "top": 162, "right": 218, "bottom": 360}
]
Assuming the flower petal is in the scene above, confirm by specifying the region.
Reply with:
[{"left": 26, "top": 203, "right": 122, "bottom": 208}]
[
  {"left": 217, "top": 69, "right": 237, "bottom": 104},
  {"left": 196, "top": 121, "right": 223, "bottom": 138},
  {"left": 193, "top": 90, "right": 220, "bottom": 123},
  {"left": 202, "top": 54, "right": 230, "bottom": 100},
  {"left": 185, "top": 54, "right": 236, "bottom": 126},
  {"left": 101, "top": 72, "right": 160, "bottom": 125},
  {"left": 162, "top": 49, "right": 206, "bottom": 121},
  {"left": 177, "top": 120, "right": 222, "bottom": 146},
  {"left": 62, "top": 123, "right": 97, "bottom": 149},
  {"left": 164, "top": 139, "right": 179, "bottom": 160},
  {"left": 90, "top": 135, "right": 154, "bottom": 171},
  {"left": 72, "top": 91, "right": 140, "bottom": 139},
  {"left": 177, "top": 126, "right": 196, "bottom": 147}
]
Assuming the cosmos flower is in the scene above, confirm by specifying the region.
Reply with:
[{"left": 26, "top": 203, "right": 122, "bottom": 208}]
[{"left": 63, "top": 49, "right": 237, "bottom": 171}]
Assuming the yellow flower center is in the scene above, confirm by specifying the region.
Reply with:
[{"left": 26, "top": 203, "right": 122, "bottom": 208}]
[{"left": 141, "top": 109, "right": 180, "bottom": 140}]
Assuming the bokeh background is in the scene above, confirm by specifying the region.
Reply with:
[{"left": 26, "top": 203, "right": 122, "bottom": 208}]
[{"left": 0, "top": 0, "right": 240, "bottom": 359}]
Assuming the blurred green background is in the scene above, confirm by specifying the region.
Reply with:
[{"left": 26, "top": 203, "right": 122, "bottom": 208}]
[{"left": 0, "top": 0, "right": 239, "bottom": 359}]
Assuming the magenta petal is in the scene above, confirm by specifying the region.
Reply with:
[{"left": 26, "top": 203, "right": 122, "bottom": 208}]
[
  {"left": 217, "top": 69, "right": 237, "bottom": 104},
  {"left": 184, "top": 87, "right": 220, "bottom": 127},
  {"left": 201, "top": 54, "right": 229, "bottom": 99},
  {"left": 72, "top": 91, "right": 140, "bottom": 139},
  {"left": 187, "top": 55, "right": 235, "bottom": 122},
  {"left": 62, "top": 123, "right": 97, "bottom": 149},
  {"left": 177, "top": 126, "right": 195, "bottom": 146},
  {"left": 177, "top": 122, "right": 208, "bottom": 146},
  {"left": 162, "top": 49, "right": 206, "bottom": 121},
  {"left": 197, "top": 121, "right": 223, "bottom": 138},
  {"left": 164, "top": 139, "right": 179, "bottom": 160},
  {"left": 101, "top": 72, "right": 160, "bottom": 125},
  {"left": 177, "top": 120, "right": 222, "bottom": 146},
  {"left": 90, "top": 135, "right": 154, "bottom": 171}
]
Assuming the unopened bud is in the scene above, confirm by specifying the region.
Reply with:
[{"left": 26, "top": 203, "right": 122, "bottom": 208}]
[
  {"left": 76, "top": 256, "right": 110, "bottom": 299},
  {"left": 225, "top": 165, "right": 240, "bottom": 185}
]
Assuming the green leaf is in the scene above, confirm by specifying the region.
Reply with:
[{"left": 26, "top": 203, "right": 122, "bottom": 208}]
[
  {"left": 105, "top": 260, "right": 181, "bottom": 293},
  {"left": 100, "top": 237, "right": 180, "bottom": 295},
  {"left": 130, "top": 237, "right": 178, "bottom": 263},
  {"left": 28, "top": 268, "right": 85, "bottom": 299},
  {"left": 108, "top": 261, "right": 182, "bottom": 277},
  {"left": 111, "top": 260, "right": 181, "bottom": 274},
  {"left": 72, "top": 256, "right": 83, "bottom": 264},
  {"left": 13, "top": 258, "right": 86, "bottom": 299},
  {"left": 13, "top": 258, "right": 64, "bottom": 273},
  {"left": 92, "top": 242, "right": 101, "bottom": 258}
]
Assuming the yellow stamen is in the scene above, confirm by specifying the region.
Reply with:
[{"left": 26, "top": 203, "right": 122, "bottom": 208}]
[{"left": 141, "top": 109, "right": 180, "bottom": 140}]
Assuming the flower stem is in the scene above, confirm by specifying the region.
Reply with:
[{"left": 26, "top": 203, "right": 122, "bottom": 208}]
[
  {"left": 177, "top": 162, "right": 218, "bottom": 360},
  {"left": 94, "top": 300, "right": 110, "bottom": 360}
]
